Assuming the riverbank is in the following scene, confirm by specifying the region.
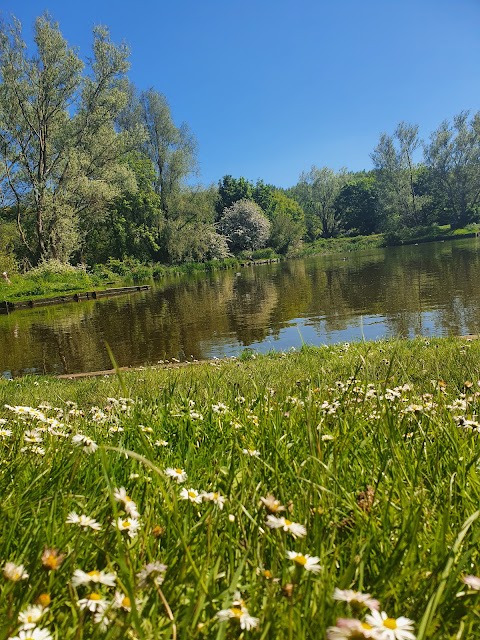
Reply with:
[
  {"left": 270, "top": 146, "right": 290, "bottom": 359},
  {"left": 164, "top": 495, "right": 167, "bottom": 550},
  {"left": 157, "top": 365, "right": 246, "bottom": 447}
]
[
  {"left": 0, "top": 338, "right": 479, "bottom": 638},
  {"left": 1, "top": 225, "right": 477, "bottom": 304}
]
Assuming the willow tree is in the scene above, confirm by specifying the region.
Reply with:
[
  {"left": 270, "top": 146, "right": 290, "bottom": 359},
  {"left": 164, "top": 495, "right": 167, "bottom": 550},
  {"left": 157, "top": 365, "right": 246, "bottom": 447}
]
[
  {"left": 0, "top": 14, "right": 141, "bottom": 263},
  {"left": 371, "top": 122, "right": 428, "bottom": 228},
  {"left": 424, "top": 111, "right": 480, "bottom": 228}
]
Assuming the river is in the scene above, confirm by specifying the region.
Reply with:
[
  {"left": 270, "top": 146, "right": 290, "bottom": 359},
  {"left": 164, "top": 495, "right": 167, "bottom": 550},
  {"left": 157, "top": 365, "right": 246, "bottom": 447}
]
[{"left": 1, "top": 238, "right": 480, "bottom": 377}]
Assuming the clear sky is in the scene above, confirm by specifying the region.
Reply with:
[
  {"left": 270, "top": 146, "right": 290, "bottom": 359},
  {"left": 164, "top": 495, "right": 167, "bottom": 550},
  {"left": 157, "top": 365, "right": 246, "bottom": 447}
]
[{"left": 1, "top": 0, "right": 479, "bottom": 188}]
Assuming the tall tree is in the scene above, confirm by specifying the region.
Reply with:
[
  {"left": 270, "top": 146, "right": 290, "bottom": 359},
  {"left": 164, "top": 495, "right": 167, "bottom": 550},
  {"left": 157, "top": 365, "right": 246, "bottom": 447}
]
[
  {"left": 371, "top": 122, "right": 428, "bottom": 228},
  {"left": 294, "top": 166, "right": 347, "bottom": 238},
  {"left": 137, "top": 88, "right": 197, "bottom": 217},
  {"left": 424, "top": 111, "right": 480, "bottom": 228},
  {"left": 0, "top": 14, "right": 140, "bottom": 263}
]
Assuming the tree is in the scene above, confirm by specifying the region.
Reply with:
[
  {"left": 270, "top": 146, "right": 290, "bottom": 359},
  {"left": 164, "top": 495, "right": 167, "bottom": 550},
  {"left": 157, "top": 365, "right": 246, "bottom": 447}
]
[
  {"left": 424, "top": 111, "right": 480, "bottom": 228},
  {"left": 121, "top": 88, "right": 197, "bottom": 217},
  {"left": 334, "top": 173, "right": 380, "bottom": 235},
  {"left": 218, "top": 199, "right": 270, "bottom": 254},
  {"left": 216, "top": 175, "right": 254, "bottom": 218},
  {"left": 294, "top": 166, "right": 348, "bottom": 238},
  {"left": 268, "top": 190, "right": 305, "bottom": 253},
  {"left": 371, "top": 122, "right": 428, "bottom": 228},
  {"left": 0, "top": 14, "right": 140, "bottom": 263}
]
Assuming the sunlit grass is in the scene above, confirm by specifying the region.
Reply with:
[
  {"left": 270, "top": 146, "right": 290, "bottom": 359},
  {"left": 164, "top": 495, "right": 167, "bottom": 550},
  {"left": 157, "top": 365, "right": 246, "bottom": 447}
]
[{"left": 0, "top": 338, "right": 479, "bottom": 638}]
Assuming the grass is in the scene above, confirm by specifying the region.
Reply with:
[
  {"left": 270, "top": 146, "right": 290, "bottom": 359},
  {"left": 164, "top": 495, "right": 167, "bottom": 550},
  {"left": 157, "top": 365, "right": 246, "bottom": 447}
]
[{"left": 0, "top": 338, "right": 479, "bottom": 638}]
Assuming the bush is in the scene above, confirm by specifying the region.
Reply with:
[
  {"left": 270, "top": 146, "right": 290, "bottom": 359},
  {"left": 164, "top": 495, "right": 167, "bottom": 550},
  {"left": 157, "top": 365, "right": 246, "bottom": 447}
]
[{"left": 218, "top": 199, "right": 271, "bottom": 254}]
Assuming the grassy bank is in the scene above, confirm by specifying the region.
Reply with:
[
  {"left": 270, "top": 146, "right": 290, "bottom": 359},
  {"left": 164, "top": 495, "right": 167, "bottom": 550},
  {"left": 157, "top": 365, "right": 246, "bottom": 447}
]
[{"left": 0, "top": 338, "right": 479, "bottom": 638}]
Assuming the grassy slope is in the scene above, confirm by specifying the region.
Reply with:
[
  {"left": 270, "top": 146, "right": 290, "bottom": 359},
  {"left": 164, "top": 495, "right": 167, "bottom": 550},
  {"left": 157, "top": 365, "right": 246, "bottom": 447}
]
[{"left": 0, "top": 338, "right": 479, "bottom": 638}]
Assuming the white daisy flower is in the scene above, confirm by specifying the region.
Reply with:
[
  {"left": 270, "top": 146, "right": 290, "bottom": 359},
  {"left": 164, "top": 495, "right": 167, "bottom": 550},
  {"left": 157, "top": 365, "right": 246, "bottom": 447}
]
[
  {"left": 3, "top": 561, "right": 29, "bottom": 581},
  {"left": 113, "top": 517, "right": 141, "bottom": 538},
  {"left": 266, "top": 515, "right": 306, "bottom": 538},
  {"left": 136, "top": 561, "right": 168, "bottom": 588},
  {"left": 9, "top": 629, "right": 53, "bottom": 640},
  {"left": 18, "top": 604, "right": 46, "bottom": 630},
  {"left": 165, "top": 467, "right": 187, "bottom": 483},
  {"left": 77, "top": 593, "right": 109, "bottom": 613},
  {"left": 366, "top": 610, "right": 416, "bottom": 640},
  {"left": 217, "top": 594, "right": 259, "bottom": 631},
  {"left": 260, "top": 494, "right": 286, "bottom": 513},
  {"left": 112, "top": 590, "right": 132, "bottom": 611},
  {"left": 0, "top": 428, "right": 12, "bottom": 438},
  {"left": 180, "top": 488, "right": 203, "bottom": 504},
  {"left": 462, "top": 574, "right": 480, "bottom": 590},
  {"left": 113, "top": 487, "right": 140, "bottom": 518},
  {"left": 201, "top": 491, "right": 226, "bottom": 509},
  {"left": 327, "top": 618, "right": 377, "bottom": 639},
  {"left": 72, "top": 434, "right": 98, "bottom": 453},
  {"left": 71, "top": 568, "right": 117, "bottom": 588},
  {"left": 66, "top": 512, "right": 102, "bottom": 530},
  {"left": 23, "top": 430, "right": 43, "bottom": 443},
  {"left": 286, "top": 551, "right": 322, "bottom": 573},
  {"left": 242, "top": 448, "right": 260, "bottom": 457},
  {"left": 333, "top": 588, "right": 380, "bottom": 611}
]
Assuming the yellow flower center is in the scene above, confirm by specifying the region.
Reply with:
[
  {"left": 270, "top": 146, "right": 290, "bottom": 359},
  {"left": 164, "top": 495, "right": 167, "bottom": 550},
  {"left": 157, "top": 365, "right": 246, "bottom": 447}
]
[
  {"left": 384, "top": 618, "right": 397, "bottom": 630},
  {"left": 188, "top": 491, "right": 196, "bottom": 498},
  {"left": 230, "top": 607, "right": 243, "bottom": 618},
  {"left": 88, "top": 593, "right": 102, "bottom": 601},
  {"left": 361, "top": 622, "right": 373, "bottom": 630},
  {"left": 122, "top": 596, "right": 131, "bottom": 608},
  {"left": 294, "top": 554, "right": 307, "bottom": 565},
  {"left": 284, "top": 519, "right": 292, "bottom": 526},
  {"left": 213, "top": 492, "right": 219, "bottom": 499},
  {"left": 88, "top": 570, "right": 100, "bottom": 578},
  {"left": 43, "top": 554, "right": 58, "bottom": 569},
  {"left": 37, "top": 593, "right": 51, "bottom": 607},
  {"left": 123, "top": 520, "right": 131, "bottom": 528},
  {"left": 175, "top": 468, "right": 183, "bottom": 474}
]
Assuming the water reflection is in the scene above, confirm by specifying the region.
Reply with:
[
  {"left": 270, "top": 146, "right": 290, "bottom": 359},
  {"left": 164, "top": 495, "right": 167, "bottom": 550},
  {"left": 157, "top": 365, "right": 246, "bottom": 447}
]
[{"left": 1, "top": 239, "right": 480, "bottom": 377}]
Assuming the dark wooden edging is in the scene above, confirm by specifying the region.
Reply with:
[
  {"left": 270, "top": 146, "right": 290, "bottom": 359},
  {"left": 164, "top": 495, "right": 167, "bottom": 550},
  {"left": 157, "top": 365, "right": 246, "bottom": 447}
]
[{"left": 0, "top": 285, "right": 150, "bottom": 314}]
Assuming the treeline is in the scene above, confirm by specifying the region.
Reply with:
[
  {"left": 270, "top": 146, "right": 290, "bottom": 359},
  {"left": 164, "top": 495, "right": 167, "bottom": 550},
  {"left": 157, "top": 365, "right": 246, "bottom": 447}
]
[{"left": 1, "top": 15, "right": 480, "bottom": 273}]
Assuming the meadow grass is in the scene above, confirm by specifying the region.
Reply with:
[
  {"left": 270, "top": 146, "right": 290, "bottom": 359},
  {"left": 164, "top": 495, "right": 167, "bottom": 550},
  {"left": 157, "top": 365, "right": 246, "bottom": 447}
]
[{"left": 0, "top": 338, "right": 479, "bottom": 639}]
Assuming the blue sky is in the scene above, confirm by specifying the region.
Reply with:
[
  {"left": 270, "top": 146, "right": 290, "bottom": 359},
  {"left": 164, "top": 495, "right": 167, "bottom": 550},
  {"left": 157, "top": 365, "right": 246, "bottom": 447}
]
[{"left": 1, "top": 0, "right": 479, "bottom": 188}]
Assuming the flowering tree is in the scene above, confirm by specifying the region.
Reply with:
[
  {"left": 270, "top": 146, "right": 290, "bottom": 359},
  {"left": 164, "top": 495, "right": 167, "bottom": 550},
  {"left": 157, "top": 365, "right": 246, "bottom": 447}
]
[{"left": 218, "top": 199, "right": 271, "bottom": 253}]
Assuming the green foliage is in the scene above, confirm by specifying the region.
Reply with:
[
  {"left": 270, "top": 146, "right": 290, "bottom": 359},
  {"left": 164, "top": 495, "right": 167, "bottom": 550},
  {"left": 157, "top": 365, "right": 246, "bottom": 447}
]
[{"left": 335, "top": 173, "right": 381, "bottom": 235}]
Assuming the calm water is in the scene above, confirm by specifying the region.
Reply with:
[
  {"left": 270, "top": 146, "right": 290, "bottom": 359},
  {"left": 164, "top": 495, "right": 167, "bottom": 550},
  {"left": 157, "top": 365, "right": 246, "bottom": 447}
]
[{"left": 2, "top": 238, "right": 480, "bottom": 377}]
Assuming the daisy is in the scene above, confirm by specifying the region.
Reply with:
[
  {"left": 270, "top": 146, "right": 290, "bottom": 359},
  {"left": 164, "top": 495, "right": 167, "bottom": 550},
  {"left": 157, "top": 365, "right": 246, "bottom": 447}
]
[
  {"left": 72, "top": 434, "right": 98, "bottom": 453},
  {"left": 333, "top": 588, "right": 380, "bottom": 611},
  {"left": 461, "top": 574, "right": 480, "bottom": 590},
  {"left": 165, "top": 467, "right": 187, "bottom": 483},
  {"left": 113, "top": 487, "right": 140, "bottom": 517},
  {"left": 366, "top": 610, "right": 416, "bottom": 640},
  {"left": 266, "top": 515, "right": 306, "bottom": 538},
  {"left": 217, "top": 593, "right": 259, "bottom": 631},
  {"left": 113, "top": 590, "right": 132, "bottom": 611},
  {"left": 72, "top": 568, "right": 117, "bottom": 588},
  {"left": 201, "top": 491, "right": 226, "bottom": 509},
  {"left": 136, "top": 562, "right": 168, "bottom": 587},
  {"left": 180, "top": 488, "right": 203, "bottom": 504},
  {"left": 3, "top": 561, "right": 29, "bottom": 581},
  {"left": 41, "top": 548, "right": 66, "bottom": 570},
  {"left": 77, "top": 593, "right": 109, "bottom": 613},
  {"left": 287, "top": 551, "right": 322, "bottom": 573},
  {"left": 9, "top": 629, "right": 53, "bottom": 640},
  {"left": 242, "top": 448, "right": 260, "bottom": 457},
  {"left": 66, "top": 512, "right": 102, "bottom": 530},
  {"left": 113, "top": 517, "right": 141, "bottom": 538},
  {"left": 18, "top": 605, "right": 46, "bottom": 630},
  {"left": 0, "top": 428, "right": 12, "bottom": 438},
  {"left": 260, "top": 494, "right": 286, "bottom": 514},
  {"left": 327, "top": 618, "right": 377, "bottom": 639}
]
